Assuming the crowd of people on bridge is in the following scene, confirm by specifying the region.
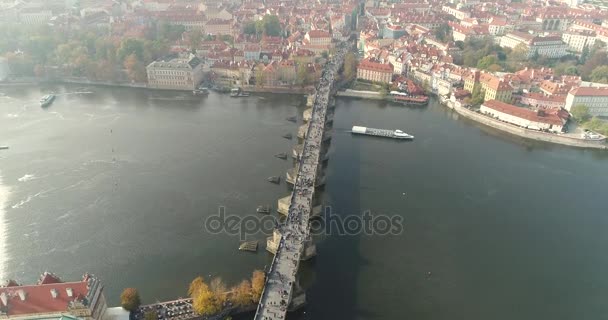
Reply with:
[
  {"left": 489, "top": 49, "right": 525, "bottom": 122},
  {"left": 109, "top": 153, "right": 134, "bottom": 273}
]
[{"left": 255, "top": 42, "right": 352, "bottom": 320}]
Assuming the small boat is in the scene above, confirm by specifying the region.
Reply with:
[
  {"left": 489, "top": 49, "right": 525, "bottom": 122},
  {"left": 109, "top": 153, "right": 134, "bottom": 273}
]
[
  {"left": 267, "top": 176, "right": 281, "bottom": 184},
  {"left": 286, "top": 116, "right": 297, "bottom": 122},
  {"left": 230, "top": 88, "right": 250, "bottom": 97},
  {"left": 193, "top": 87, "right": 209, "bottom": 96},
  {"left": 40, "top": 94, "right": 55, "bottom": 108},
  {"left": 282, "top": 133, "right": 293, "bottom": 140},
  {"left": 274, "top": 152, "right": 287, "bottom": 160},
  {"left": 0, "top": 146, "right": 8, "bottom": 150},
  {"left": 239, "top": 241, "right": 259, "bottom": 252},
  {"left": 256, "top": 205, "right": 271, "bottom": 214}
]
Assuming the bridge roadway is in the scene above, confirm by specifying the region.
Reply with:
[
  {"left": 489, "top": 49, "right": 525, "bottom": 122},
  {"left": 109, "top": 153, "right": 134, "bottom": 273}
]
[{"left": 254, "top": 44, "right": 349, "bottom": 320}]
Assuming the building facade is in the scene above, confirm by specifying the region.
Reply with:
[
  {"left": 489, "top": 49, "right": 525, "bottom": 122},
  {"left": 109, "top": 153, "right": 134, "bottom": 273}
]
[
  {"left": 0, "top": 272, "right": 107, "bottom": 320},
  {"left": 147, "top": 55, "right": 204, "bottom": 91},
  {"left": 481, "top": 100, "right": 567, "bottom": 132},
  {"left": 565, "top": 87, "right": 608, "bottom": 117},
  {"left": 357, "top": 58, "right": 393, "bottom": 84}
]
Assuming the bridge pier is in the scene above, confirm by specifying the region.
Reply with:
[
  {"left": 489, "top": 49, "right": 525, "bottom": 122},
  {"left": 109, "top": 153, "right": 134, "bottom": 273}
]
[
  {"left": 277, "top": 194, "right": 322, "bottom": 218},
  {"left": 297, "top": 123, "right": 310, "bottom": 140}
]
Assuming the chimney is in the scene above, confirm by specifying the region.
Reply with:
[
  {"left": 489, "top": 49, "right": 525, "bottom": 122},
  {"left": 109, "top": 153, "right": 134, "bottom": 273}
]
[
  {"left": 17, "top": 290, "right": 26, "bottom": 301},
  {"left": 50, "top": 289, "right": 58, "bottom": 299},
  {"left": 0, "top": 292, "right": 7, "bottom": 306},
  {"left": 66, "top": 288, "right": 73, "bottom": 297}
]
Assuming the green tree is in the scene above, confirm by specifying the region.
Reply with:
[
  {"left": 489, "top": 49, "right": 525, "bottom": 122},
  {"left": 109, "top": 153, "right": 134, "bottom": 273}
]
[
  {"left": 570, "top": 104, "right": 590, "bottom": 123},
  {"left": 120, "top": 288, "right": 141, "bottom": 312},
  {"left": 261, "top": 15, "right": 281, "bottom": 37},
  {"left": 243, "top": 21, "right": 257, "bottom": 35},
  {"left": 124, "top": 54, "right": 146, "bottom": 82},
  {"left": 578, "top": 50, "right": 608, "bottom": 80},
  {"left": 477, "top": 55, "right": 499, "bottom": 70},
  {"left": 342, "top": 52, "right": 357, "bottom": 80},
  {"left": 470, "top": 85, "right": 485, "bottom": 106},
  {"left": 506, "top": 43, "right": 528, "bottom": 70},
  {"left": 590, "top": 65, "right": 608, "bottom": 83},
  {"left": 296, "top": 63, "right": 310, "bottom": 86},
  {"left": 434, "top": 23, "right": 451, "bottom": 42},
  {"left": 158, "top": 22, "right": 185, "bottom": 42},
  {"left": 187, "top": 30, "right": 203, "bottom": 50},
  {"left": 117, "top": 38, "right": 144, "bottom": 62}
]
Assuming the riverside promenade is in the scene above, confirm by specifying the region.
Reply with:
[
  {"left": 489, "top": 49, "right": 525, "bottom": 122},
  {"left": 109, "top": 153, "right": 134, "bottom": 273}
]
[{"left": 254, "top": 44, "right": 350, "bottom": 320}]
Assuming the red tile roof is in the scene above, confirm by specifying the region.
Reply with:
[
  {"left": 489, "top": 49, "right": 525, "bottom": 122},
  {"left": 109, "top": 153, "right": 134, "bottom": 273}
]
[
  {"left": 358, "top": 58, "right": 393, "bottom": 73},
  {"left": 569, "top": 86, "right": 608, "bottom": 97},
  {"left": 0, "top": 273, "right": 93, "bottom": 316},
  {"left": 482, "top": 100, "right": 565, "bottom": 126}
]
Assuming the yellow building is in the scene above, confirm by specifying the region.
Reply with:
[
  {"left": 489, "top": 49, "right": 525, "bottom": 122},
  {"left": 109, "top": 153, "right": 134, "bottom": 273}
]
[{"left": 464, "top": 70, "right": 513, "bottom": 103}]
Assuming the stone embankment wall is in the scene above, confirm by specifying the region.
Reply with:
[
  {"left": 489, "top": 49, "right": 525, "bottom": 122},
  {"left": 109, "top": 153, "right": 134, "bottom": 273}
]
[{"left": 445, "top": 100, "right": 608, "bottom": 150}]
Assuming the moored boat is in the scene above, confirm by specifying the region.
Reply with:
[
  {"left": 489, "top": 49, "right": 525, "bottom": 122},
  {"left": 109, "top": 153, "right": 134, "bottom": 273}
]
[
  {"left": 40, "top": 94, "right": 55, "bottom": 108},
  {"left": 256, "top": 205, "right": 271, "bottom": 214}
]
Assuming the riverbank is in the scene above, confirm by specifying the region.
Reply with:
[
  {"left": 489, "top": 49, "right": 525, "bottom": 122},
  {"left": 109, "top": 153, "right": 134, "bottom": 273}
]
[{"left": 442, "top": 97, "right": 608, "bottom": 150}]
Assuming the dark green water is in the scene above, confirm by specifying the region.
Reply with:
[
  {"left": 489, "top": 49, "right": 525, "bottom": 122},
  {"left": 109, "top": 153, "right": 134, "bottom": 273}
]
[{"left": 1, "top": 86, "right": 608, "bottom": 319}]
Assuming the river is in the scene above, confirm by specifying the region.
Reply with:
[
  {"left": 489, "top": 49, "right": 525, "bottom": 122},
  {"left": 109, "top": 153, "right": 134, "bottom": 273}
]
[{"left": 1, "top": 85, "right": 607, "bottom": 320}]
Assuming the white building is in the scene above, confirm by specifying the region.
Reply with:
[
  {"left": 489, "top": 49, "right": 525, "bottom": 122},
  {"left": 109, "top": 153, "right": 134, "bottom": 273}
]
[
  {"left": 18, "top": 8, "right": 52, "bottom": 25},
  {"left": 441, "top": 6, "right": 470, "bottom": 20},
  {"left": 561, "top": 30, "right": 596, "bottom": 53},
  {"left": 500, "top": 32, "right": 568, "bottom": 58},
  {"left": 147, "top": 55, "right": 204, "bottom": 91},
  {"left": 480, "top": 100, "right": 567, "bottom": 132},
  {"left": 565, "top": 86, "right": 608, "bottom": 117}
]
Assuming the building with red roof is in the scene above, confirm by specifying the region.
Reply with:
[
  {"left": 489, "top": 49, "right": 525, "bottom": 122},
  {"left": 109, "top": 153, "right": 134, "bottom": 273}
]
[
  {"left": 0, "top": 272, "right": 107, "bottom": 320},
  {"left": 481, "top": 100, "right": 568, "bottom": 132},
  {"left": 357, "top": 58, "right": 393, "bottom": 84}
]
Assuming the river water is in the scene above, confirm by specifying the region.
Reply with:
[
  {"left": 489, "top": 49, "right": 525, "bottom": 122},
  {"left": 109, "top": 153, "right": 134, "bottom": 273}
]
[{"left": 1, "top": 85, "right": 607, "bottom": 320}]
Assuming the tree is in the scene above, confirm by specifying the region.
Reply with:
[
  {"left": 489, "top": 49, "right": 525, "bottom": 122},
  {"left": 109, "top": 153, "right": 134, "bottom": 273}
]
[
  {"left": 506, "top": 43, "right": 528, "bottom": 70},
  {"left": 261, "top": 15, "right": 281, "bottom": 37},
  {"left": 117, "top": 38, "right": 144, "bottom": 62},
  {"left": 251, "top": 270, "right": 265, "bottom": 303},
  {"left": 158, "top": 22, "right": 186, "bottom": 42},
  {"left": 296, "top": 63, "right": 310, "bottom": 86},
  {"left": 470, "top": 85, "right": 485, "bottom": 106},
  {"left": 243, "top": 21, "right": 257, "bottom": 35},
  {"left": 570, "top": 104, "right": 590, "bottom": 123},
  {"left": 487, "top": 64, "right": 502, "bottom": 72},
  {"left": 120, "top": 288, "right": 141, "bottom": 312},
  {"left": 187, "top": 30, "right": 203, "bottom": 50},
  {"left": 477, "top": 55, "right": 499, "bottom": 70},
  {"left": 209, "top": 277, "right": 228, "bottom": 305},
  {"left": 590, "top": 65, "right": 608, "bottom": 84},
  {"left": 321, "top": 51, "right": 329, "bottom": 59},
  {"left": 124, "top": 54, "right": 146, "bottom": 82},
  {"left": 578, "top": 50, "right": 608, "bottom": 80},
  {"left": 434, "top": 23, "right": 451, "bottom": 42},
  {"left": 189, "top": 277, "right": 220, "bottom": 316},
  {"left": 232, "top": 280, "right": 252, "bottom": 307},
  {"left": 342, "top": 52, "right": 357, "bottom": 80}
]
